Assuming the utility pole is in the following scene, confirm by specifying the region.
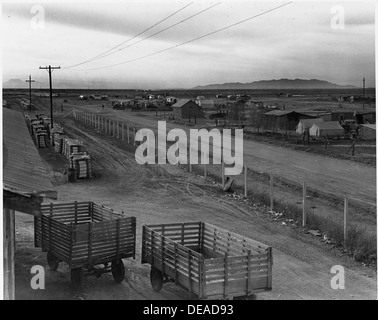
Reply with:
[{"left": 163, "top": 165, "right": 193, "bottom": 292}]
[
  {"left": 39, "top": 65, "right": 60, "bottom": 128},
  {"left": 25, "top": 75, "right": 35, "bottom": 113},
  {"left": 362, "top": 77, "right": 365, "bottom": 110}
]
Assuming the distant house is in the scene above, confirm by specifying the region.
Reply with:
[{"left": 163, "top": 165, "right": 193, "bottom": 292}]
[
  {"left": 166, "top": 96, "right": 177, "bottom": 104},
  {"left": 172, "top": 99, "right": 204, "bottom": 120},
  {"left": 309, "top": 121, "right": 344, "bottom": 138},
  {"left": 197, "top": 96, "right": 206, "bottom": 100},
  {"left": 263, "top": 110, "right": 315, "bottom": 132},
  {"left": 197, "top": 99, "right": 214, "bottom": 109},
  {"left": 296, "top": 118, "right": 324, "bottom": 135},
  {"left": 359, "top": 124, "right": 376, "bottom": 140}
]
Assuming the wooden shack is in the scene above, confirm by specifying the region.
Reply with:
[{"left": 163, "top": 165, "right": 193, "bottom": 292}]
[
  {"left": 172, "top": 99, "right": 204, "bottom": 120},
  {"left": 3, "top": 108, "right": 57, "bottom": 300}
]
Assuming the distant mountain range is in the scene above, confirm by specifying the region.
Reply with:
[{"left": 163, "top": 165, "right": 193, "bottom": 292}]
[
  {"left": 3, "top": 78, "right": 46, "bottom": 89},
  {"left": 192, "top": 79, "right": 357, "bottom": 90},
  {"left": 3, "top": 77, "right": 358, "bottom": 90}
]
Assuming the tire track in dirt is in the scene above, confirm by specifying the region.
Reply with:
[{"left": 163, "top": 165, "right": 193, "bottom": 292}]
[{"left": 53, "top": 115, "right": 376, "bottom": 300}]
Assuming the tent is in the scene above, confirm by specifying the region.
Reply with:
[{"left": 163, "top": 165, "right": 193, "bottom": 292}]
[
  {"left": 296, "top": 118, "right": 324, "bottom": 134},
  {"left": 359, "top": 124, "right": 376, "bottom": 140},
  {"left": 309, "top": 121, "right": 344, "bottom": 138}
]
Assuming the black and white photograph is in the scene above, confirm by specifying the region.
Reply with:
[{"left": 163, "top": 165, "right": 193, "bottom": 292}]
[{"left": 1, "top": 0, "right": 376, "bottom": 304}]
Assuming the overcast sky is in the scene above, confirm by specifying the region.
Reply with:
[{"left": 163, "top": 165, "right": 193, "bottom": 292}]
[{"left": 1, "top": 0, "right": 376, "bottom": 89}]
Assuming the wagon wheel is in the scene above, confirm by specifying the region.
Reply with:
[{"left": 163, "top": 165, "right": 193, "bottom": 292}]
[
  {"left": 71, "top": 268, "right": 83, "bottom": 289},
  {"left": 111, "top": 260, "right": 125, "bottom": 283},
  {"left": 150, "top": 267, "right": 164, "bottom": 292},
  {"left": 47, "top": 252, "right": 59, "bottom": 271}
]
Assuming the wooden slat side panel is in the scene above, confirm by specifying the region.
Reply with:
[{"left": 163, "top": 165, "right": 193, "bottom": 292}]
[
  {"left": 71, "top": 216, "right": 136, "bottom": 267},
  {"left": 203, "top": 223, "right": 269, "bottom": 254},
  {"left": 40, "top": 216, "right": 72, "bottom": 263}
]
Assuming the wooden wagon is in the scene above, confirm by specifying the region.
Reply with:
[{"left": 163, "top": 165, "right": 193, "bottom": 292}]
[
  {"left": 141, "top": 222, "right": 272, "bottom": 299},
  {"left": 35, "top": 201, "right": 136, "bottom": 287}
]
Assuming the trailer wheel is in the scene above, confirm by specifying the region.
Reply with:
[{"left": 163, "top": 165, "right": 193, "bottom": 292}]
[
  {"left": 111, "top": 260, "right": 125, "bottom": 283},
  {"left": 47, "top": 252, "right": 59, "bottom": 271},
  {"left": 71, "top": 268, "right": 83, "bottom": 288},
  {"left": 150, "top": 268, "right": 163, "bottom": 292}
]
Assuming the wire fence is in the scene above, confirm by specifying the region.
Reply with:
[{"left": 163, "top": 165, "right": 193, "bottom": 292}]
[{"left": 72, "top": 109, "right": 376, "bottom": 253}]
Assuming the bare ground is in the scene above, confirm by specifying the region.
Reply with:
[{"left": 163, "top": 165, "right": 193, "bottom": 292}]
[{"left": 14, "top": 115, "right": 377, "bottom": 300}]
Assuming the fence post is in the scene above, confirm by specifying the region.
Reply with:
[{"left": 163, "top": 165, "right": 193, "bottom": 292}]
[
  {"left": 122, "top": 123, "right": 125, "bottom": 140},
  {"left": 344, "top": 197, "right": 348, "bottom": 246},
  {"left": 270, "top": 172, "right": 274, "bottom": 212},
  {"left": 302, "top": 181, "right": 307, "bottom": 227},
  {"left": 244, "top": 163, "right": 247, "bottom": 198},
  {"left": 127, "top": 125, "right": 130, "bottom": 143},
  {"left": 221, "top": 160, "right": 225, "bottom": 187},
  {"left": 133, "top": 127, "right": 136, "bottom": 146}
]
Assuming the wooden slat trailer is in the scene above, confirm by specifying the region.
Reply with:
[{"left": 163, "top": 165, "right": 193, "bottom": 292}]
[
  {"left": 142, "top": 222, "right": 272, "bottom": 299},
  {"left": 35, "top": 201, "right": 136, "bottom": 287}
]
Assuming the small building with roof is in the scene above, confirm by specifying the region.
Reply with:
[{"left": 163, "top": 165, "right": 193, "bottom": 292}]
[
  {"left": 3, "top": 108, "right": 57, "bottom": 299},
  {"left": 263, "top": 110, "right": 315, "bottom": 132},
  {"left": 171, "top": 99, "right": 204, "bottom": 120},
  {"left": 196, "top": 99, "right": 214, "bottom": 110}
]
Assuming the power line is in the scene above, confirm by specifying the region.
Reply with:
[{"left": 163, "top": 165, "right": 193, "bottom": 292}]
[
  {"left": 39, "top": 65, "right": 61, "bottom": 128},
  {"left": 70, "top": 2, "right": 293, "bottom": 72},
  {"left": 64, "top": 2, "right": 221, "bottom": 68},
  {"left": 25, "top": 75, "right": 35, "bottom": 113},
  {"left": 63, "top": 2, "right": 193, "bottom": 69}
]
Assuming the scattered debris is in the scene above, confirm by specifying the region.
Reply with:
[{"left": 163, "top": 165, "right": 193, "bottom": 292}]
[{"left": 308, "top": 230, "right": 322, "bottom": 237}]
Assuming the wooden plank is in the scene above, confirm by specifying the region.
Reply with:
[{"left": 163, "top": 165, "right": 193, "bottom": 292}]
[
  {"left": 3, "top": 208, "right": 15, "bottom": 300},
  {"left": 202, "top": 232, "right": 266, "bottom": 255},
  {"left": 203, "top": 223, "right": 269, "bottom": 250}
]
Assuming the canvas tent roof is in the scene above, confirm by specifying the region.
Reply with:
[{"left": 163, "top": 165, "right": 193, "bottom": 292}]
[
  {"left": 309, "top": 121, "right": 344, "bottom": 137},
  {"left": 296, "top": 118, "right": 324, "bottom": 134},
  {"left": 360, "top": 124, "right": 376, "bottom": 140}
]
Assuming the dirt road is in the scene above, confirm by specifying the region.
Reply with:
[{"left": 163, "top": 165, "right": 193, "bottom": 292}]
[
  {"left": 69, "top": 104, "right": 376, "bottom": 207},
  {"left": 15, "top": 115, "right": 376, "bottom": 300}
]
